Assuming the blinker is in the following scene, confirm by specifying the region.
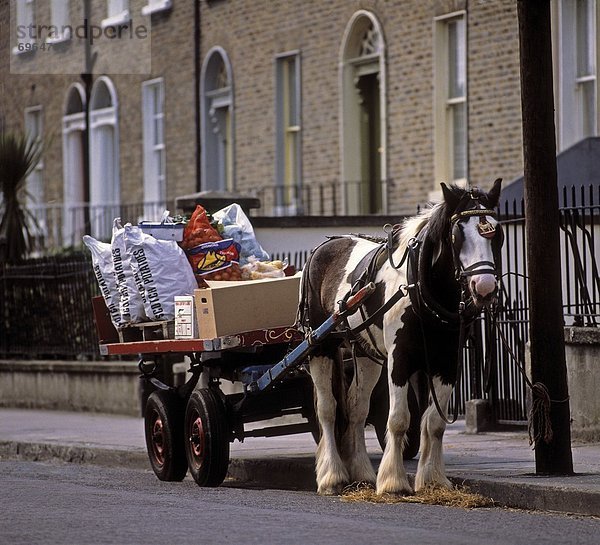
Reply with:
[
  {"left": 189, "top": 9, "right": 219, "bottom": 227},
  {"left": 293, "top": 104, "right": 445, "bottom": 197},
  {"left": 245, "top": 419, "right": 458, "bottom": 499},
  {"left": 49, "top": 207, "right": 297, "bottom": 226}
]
[{"left": 477, "top": 218, "right": 496, "bottom": 239}]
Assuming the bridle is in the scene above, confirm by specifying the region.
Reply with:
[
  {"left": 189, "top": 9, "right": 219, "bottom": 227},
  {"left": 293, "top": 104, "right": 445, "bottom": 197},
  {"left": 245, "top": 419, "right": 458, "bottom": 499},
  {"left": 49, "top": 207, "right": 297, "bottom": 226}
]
[{"left": 448, "top": 191, "right": 504, "bottom": 314}]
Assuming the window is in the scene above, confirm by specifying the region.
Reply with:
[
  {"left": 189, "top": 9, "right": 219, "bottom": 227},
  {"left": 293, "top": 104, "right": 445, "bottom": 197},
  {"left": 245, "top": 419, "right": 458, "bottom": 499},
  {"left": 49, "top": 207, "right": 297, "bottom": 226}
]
[
  {"left": 434, "top": 12, "right": 468, "bottom": 187},
  {"left": 142, "top": 0, "right": 173, "bottom": 16},
  {"left": 102, "top": 0, "right": 130, "bottom": 28},
  {"left": 200, "top": 47, "right": 234, "bottom": 192},
  {"left": 142, "top": 79, "right": 166, "bottom": 220},
  {"left": 62, "top": 84, "right": 86, "bottom": 247},
  {"left": 89, "top": 77, "right": 120, "bottom": 240},
  {"left": 47, "top": 0, "right": 71, "bottom": 43},
  {"left": 24, "top": 106, "right": 45, "bottom": 243},
  {"left": 275, "top": 52, "right": 301, "bottom": 213},
  {"left": 340, "top": 11, "right": 387, "bottom": 215},
  {"left": 13, "top": 0, "right": 35, "bottom": 55},
  {"left": 558, "top": 0, "right": 597, "bottom": 149}
]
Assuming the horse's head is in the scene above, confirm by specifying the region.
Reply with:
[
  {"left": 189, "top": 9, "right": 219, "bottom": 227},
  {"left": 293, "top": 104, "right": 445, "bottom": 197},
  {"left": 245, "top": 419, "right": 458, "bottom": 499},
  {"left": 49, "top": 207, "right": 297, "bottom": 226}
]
[{"left": 441, "top": 178, "right": 504, "bottom": 311}]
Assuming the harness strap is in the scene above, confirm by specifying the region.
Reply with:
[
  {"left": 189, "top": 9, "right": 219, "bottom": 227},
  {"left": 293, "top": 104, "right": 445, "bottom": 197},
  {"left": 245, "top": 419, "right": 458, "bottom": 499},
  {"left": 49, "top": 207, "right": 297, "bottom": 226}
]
[
  {"left": 350, "top": 284, "right": 409, "bottom": 335},
  {"left": 460, "top": 260, "right": 497, "bottom": 278}
]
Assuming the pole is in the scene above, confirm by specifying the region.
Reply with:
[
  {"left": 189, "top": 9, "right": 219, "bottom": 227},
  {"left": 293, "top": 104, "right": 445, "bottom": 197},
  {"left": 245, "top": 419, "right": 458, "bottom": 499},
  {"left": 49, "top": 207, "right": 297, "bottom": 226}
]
[
  {"left": 517, "top": 0, "right": 573, "bottom": 474},
  {"left": 81, "top": 0, "right": 93, "bottom": 234}
]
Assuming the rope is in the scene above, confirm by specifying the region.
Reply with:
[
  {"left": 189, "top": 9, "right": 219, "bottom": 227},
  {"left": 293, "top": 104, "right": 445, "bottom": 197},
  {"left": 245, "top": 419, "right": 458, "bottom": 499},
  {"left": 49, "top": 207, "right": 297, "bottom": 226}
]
[
  {"left": 527, "top": 383, "right": 553, "bottom": 446},
  {"left": 493, "top": 322, "right": 569, "bottom": 446}
]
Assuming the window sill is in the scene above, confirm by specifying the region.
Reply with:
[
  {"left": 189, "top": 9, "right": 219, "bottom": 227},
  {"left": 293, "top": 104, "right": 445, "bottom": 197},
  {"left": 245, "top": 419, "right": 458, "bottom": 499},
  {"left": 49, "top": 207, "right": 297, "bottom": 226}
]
[
  {"left": 101, "top": 10, "right": 131, "bottom": 29},
  {"left": 46, "top": 29, "right": 72, "bottom": 45},
  {"left": 141, "top": 0, "right": 172, "bottom": 16},
  {"left": 12, "top": 44, "right": 35, "bottom": 56}
]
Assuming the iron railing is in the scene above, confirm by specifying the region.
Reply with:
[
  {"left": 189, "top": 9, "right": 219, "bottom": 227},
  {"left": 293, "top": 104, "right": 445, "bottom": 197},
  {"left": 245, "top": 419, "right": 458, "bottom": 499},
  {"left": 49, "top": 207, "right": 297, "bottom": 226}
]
[
  {"left": 0, "top": 253, "right": 101, "bottom": 359},
  {"left": 21, "top": 180, "right": 391, "bottom": 254},
  {"left": 250, "top": 179, "right": 391, "bottom": 216},
  {"left": 25, "top": 200, "right": 175, "bottom": 253}
]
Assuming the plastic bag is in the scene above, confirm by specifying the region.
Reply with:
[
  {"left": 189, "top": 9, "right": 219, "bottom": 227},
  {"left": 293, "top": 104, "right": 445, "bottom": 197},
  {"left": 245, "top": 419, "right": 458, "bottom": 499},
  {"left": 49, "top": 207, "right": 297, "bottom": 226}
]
[
  {"left": 240, "top": 256, "right": 286, "bottom": 280},
  {"left": 212, "top": 203, "right": 269, "bottom": 266},
  {"left": 181, "top": 204, "right": 243, "bottom": 282},
  {"left": 180, "top": 205, "right": 221, "bottom": 250},
  {"left": 111, "top": 219, "right": 147, "bottom": 325},
  {"left": 125, "top": 225, "right": 197, "bottom": 321},
  {"left": 83, "top": 234, "right": 125, "bottom": 329},
  {"left": 185, "top": 238, "right": 242, "bottom": 279}
]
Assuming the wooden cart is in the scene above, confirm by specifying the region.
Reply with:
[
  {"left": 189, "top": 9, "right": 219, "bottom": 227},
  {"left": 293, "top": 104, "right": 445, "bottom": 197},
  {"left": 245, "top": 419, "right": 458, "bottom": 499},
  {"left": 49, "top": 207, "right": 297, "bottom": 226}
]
[{"left": 94, "top": 284, "right": 422, "bottom": 487}]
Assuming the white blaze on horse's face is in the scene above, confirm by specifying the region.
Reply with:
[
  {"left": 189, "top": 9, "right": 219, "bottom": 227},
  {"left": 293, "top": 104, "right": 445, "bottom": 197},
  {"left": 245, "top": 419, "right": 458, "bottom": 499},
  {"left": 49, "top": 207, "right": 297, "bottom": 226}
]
[{"left": 457, "top": 214, "right": 499, "bottom": 306}]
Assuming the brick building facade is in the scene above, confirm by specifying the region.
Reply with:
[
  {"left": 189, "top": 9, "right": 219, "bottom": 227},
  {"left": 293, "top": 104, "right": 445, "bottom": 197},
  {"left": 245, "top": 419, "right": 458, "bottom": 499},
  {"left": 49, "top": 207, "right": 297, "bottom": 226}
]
[{"left": 0, "top": 1, "right": 598, "bottom": 248}]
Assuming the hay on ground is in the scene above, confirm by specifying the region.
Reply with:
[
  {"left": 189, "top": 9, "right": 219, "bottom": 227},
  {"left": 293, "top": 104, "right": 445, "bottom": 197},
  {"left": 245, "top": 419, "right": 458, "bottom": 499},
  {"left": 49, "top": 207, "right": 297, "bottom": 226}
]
[{"left": 341, "top": 482, "right": 494, "bottom": 509}]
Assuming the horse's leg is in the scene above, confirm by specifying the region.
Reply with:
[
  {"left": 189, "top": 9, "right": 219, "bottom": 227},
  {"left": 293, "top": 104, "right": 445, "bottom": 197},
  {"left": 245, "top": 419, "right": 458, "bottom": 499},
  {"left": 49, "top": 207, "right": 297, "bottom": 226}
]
[
  {"left": 375, "top": 363, "right": 412, "bottom": 495},
  {"left": 415, "top": 376, "right": 453, "bottom": 490},
  {"left": 309, "top": 355, "right": 349, "bottom": 495},
  {"left": 340, "top": 356, "right": 380, "bottom": 485}
]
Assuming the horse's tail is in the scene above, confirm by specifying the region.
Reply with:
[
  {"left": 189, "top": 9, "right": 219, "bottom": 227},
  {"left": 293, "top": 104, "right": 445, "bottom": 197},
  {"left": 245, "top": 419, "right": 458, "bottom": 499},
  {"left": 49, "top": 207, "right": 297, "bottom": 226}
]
[{"left": 332, "top": 348, "right": 349, "bottom": 450}]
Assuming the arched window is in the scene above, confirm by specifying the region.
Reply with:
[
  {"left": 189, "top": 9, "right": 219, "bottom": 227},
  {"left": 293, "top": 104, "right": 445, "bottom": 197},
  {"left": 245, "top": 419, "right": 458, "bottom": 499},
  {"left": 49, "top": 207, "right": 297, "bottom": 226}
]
[
  {"left": 201, "top": 47, "right": 234, "bottom": 192},
  {"left": 340, "top": 11, "right": 387, "bottom": 214},
  {"left": 62, "top": 83, "right": 86, "bottom": 247},
  {"left": 89, "top": 76, "right": 119, "bottom": 239}
]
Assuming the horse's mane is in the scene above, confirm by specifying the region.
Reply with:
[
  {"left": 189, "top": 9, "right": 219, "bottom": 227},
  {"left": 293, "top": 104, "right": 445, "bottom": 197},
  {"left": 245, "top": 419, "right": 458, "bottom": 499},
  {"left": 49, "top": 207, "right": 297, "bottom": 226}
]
[{"left": 398, "top": 184, "right": 466, "bottom": 249}]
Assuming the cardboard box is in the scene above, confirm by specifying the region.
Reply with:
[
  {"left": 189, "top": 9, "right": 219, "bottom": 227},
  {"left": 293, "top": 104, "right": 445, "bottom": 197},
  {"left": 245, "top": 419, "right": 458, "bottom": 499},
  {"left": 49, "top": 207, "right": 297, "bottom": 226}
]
[
  {"left": 174, "top": 296, "right": 197, "bottom": 339},
  {"left": 194, "top": 275, "right": 301, "bottom": 338}
]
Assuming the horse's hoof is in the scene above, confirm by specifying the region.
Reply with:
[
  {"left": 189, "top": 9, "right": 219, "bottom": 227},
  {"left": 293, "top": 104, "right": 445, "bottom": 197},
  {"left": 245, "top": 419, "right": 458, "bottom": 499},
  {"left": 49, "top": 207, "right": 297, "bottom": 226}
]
[
  {"left": 415, "top": 476, "right": 452, "bottom": 492},
  {"left": 376, "top": 482, "right": 414, "bottom": 496}
]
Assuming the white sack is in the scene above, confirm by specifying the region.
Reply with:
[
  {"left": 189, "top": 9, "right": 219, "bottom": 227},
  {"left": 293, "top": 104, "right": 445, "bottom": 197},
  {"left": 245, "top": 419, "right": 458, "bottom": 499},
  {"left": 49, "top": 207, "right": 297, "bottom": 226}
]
[
  {"left": 111, "top": 219, "right": 147, "bottom": 325},
  {"left": 83, "top": 234, "right": 125, "bottom": 329},
  {"left": 125, "top": 225, "right": 197, "bottom": 321}
]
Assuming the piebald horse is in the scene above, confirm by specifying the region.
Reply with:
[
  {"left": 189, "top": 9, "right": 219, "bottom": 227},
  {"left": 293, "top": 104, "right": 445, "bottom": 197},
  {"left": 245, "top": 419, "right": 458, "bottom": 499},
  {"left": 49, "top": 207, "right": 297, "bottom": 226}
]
[{"left": 300, "top": 180, "right": 503, "bottom": 495}]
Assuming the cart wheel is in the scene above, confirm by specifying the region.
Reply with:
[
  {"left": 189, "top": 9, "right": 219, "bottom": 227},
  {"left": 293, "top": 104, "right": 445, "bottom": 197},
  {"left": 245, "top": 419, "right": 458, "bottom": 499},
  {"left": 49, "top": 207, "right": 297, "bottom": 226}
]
[
  {"left": 368, "top": 375, "right": 424, "bottom": 460},
  {"left": 144, "top": 390, "right": 188, "bottom": 481},
  {"left": 184, "top": 388, "right": 230, "bottom": 487}
]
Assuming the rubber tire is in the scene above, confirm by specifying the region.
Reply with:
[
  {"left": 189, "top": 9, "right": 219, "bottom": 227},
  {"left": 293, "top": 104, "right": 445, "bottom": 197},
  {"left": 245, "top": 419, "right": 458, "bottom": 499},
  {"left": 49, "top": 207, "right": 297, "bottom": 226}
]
[
  {"left": 184, "top": 388, "right": 230, "bottom": 487},
  {"left": 369, "top": 379, "right": 423, "bottom": 460},
  {"left": 144, "top": 390, "right": 188, "bottom": 481}
]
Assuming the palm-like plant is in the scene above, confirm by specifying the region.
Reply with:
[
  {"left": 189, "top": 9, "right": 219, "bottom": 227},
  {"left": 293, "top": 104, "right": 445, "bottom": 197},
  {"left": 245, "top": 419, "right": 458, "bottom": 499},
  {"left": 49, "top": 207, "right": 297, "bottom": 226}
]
[{"left": 0, "top": 131, "right": 44, "bottom": 262}]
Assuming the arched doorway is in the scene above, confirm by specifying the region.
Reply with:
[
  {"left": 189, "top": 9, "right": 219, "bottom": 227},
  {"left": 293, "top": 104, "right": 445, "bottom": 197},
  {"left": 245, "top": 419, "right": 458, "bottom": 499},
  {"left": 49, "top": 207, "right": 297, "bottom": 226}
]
[
  {"left": 340, "top": 11, "right": 387, "bottom": 214},
  {"left": 89, "top": 76, "right": 119, "bottom": 239},
  {"left": 62, "top": 83, "right": 86, "bottom": 247},
  {"left": 201, "top": 47, "right": 234, "bottom": 191}
]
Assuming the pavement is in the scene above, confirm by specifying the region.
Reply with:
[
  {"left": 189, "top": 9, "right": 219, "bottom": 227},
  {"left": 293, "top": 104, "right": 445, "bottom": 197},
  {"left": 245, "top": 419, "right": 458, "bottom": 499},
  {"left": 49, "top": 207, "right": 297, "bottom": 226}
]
[{"left": 1, "top": 408, "right": 600, "bottom": 517}]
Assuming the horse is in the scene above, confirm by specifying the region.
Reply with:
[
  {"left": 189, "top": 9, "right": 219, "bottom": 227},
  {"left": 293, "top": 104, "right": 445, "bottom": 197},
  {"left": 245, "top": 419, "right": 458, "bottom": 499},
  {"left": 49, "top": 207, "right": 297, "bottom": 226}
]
[{"left": 299, "top": 179, "right": 503, "bottom": 495}]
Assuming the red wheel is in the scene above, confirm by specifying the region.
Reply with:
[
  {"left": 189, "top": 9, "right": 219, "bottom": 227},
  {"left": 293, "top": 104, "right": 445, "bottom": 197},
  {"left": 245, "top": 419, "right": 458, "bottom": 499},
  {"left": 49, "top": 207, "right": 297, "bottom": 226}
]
[
  {"left": 189, "top": 414, "right": 205, "bottom": 460},
  {"left": 184, "top": 388, "right": 230, "bottom": 487},
  {"left": 144, "top": 390, "right": 188, "bottom": 481}
]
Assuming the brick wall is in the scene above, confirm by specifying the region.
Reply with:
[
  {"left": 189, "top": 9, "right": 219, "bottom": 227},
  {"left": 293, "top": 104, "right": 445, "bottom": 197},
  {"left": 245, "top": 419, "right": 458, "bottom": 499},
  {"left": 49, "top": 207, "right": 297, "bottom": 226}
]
[
  {"left": 1, "top": 0, "right": 526, "bottom": 222},
  {"left": 200, "top": 0, "right": 524, "bottom": 215},
  {"left": 0, "top": 0, "right": 197, "bottom": 217}
]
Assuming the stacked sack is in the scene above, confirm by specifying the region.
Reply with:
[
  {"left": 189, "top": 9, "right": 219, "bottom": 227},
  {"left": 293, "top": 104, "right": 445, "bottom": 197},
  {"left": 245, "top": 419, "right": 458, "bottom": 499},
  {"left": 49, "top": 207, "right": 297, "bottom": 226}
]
[{"left": 84, "top": 218, "right": 197, "bottom": 329}]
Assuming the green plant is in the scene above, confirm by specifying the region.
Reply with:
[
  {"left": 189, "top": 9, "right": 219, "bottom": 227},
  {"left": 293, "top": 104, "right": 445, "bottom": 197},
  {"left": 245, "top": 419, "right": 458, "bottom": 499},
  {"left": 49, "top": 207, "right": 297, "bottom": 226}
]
[{"left": 0, "top": 131, "right": 44, "bottom": 262}]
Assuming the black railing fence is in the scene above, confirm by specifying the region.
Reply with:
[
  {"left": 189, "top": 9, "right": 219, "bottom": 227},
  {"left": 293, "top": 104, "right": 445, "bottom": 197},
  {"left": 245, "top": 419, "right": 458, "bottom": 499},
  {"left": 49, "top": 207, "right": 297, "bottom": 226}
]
[
  {"left": 1, "top": 186, "right": 599, "bottom": 426},
  {"left": 0, "top": 253, "right": 100, "bottom": 359}
]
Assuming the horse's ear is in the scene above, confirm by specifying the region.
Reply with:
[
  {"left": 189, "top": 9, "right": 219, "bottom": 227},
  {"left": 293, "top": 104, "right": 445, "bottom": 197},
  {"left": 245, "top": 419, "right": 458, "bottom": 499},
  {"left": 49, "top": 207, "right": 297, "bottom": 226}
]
[
  {"left": 487, "top": 178, "right": 502, "bottom": 207},
  {"left": 441, "top": 182, "right": 460, "bottom": 210}
]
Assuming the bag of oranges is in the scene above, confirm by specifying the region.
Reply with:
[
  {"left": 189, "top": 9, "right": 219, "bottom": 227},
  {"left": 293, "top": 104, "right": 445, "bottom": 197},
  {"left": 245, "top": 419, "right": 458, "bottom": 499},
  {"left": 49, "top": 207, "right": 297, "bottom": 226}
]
[{"left": 181, "top": 205, "right": 243, "bottom": 283}]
